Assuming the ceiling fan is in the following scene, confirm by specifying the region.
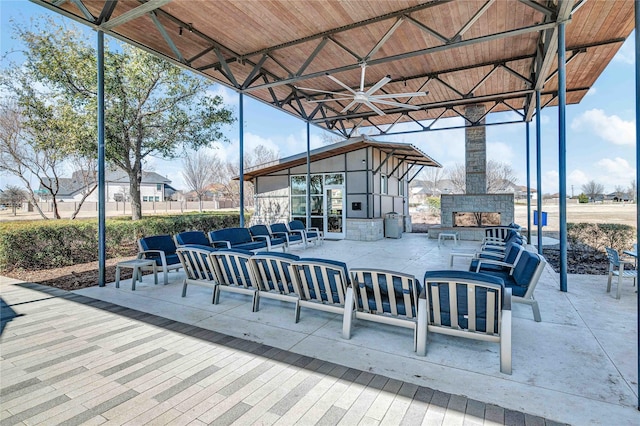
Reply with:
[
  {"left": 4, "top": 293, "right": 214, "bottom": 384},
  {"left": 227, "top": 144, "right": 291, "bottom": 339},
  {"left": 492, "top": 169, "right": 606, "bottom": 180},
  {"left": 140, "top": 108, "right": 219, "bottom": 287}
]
[{"left": 297, "top": 63, "right": 428, "bottom": 116}]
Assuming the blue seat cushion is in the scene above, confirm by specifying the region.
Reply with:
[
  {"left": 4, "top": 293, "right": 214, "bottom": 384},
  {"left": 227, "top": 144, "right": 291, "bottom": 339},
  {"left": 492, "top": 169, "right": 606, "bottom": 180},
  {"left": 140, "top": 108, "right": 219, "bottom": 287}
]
[
  {"left": 424, "top": 270, "right": 504, "bottom": 332},
  {"left": 269, "top": 237, "right": 287, "bottom": 246},
  {"left": 478, "top": 251, "right": 539, "bottom": 298},
  {"left": 355, "top": 273, "right": 422, "bottom": 317},
  {"left": 288, "top": 220, "right": 305, "bottom": 231},
  {"left": 235, "top": 241, "right": 268, "bottom": 251},
  {"left": 145, "top": 252, "right": 180, "bottom": 267},
  {"left": 469, "top": 259, "right": 508, "bottom": 273},
  {"left": 182, "top": 244, "right": 217, "bottom": 252},
  {"left": 305, "top": 231, "right": 320, "bottom": 239}
]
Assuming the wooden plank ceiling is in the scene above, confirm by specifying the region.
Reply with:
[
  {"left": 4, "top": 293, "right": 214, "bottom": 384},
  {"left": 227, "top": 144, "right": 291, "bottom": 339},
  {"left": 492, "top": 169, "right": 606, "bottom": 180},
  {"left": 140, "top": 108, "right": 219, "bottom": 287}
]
[{"left": 36, "top": 0, "right": 635, "bottom": 138}]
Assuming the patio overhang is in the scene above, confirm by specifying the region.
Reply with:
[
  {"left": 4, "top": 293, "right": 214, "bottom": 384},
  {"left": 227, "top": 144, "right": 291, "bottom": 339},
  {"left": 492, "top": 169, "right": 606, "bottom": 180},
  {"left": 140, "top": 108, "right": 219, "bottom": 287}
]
[{"left": 31, "top": 0, "right": 634, "bottom": 137}]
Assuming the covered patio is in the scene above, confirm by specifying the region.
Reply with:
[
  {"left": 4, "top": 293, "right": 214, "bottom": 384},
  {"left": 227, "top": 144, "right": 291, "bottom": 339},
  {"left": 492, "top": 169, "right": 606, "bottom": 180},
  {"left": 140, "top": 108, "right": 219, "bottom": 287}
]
[{"left": 2, "top": 235, "right": 637, "bottom": 424}]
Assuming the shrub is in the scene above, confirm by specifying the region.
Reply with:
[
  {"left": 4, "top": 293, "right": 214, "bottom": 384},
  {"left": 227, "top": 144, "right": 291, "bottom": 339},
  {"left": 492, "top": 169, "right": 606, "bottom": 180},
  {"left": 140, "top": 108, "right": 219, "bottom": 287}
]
[
  {"left": 578, "top": 193, "right": 589, "bottom": 203},
  {"left": 567, "top": 222, "right": 635, "bottom": 254},
  {"left": 0, "top": 212, "right": 241, "bottom": 273}
]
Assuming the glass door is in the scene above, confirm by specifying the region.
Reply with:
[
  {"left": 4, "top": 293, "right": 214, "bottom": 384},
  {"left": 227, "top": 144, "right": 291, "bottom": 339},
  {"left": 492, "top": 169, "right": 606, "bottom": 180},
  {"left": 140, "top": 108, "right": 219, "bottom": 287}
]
[{"left": 325, "top": 186, "right": 345, "bottom": 239}]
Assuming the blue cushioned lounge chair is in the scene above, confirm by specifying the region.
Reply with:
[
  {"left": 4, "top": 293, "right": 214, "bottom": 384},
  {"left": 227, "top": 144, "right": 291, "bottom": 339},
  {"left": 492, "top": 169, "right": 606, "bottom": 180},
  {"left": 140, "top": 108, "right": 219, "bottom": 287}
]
[
  {"left": 137, "top": 235, "right": 182, "bottom": 285},
  {"left": 345, "top": 268, "right": 423, "bottom": 351}
]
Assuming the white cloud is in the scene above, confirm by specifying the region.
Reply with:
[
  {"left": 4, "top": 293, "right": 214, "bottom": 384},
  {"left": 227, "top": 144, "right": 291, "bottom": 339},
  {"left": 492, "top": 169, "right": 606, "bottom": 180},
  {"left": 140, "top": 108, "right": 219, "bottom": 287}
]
[
  {"left": 540, "top": 115, "right": 551, "bottom": 125},
  {"left": 570, "top": 108, "right": 635, "bottom": 145},
  {"left": 594, "top": 157, "right": 636, "bottom": 191},
  {"left": 586, "top": 87, "right": 597, "bottom": 96},
  {"left": 487, "top": 142, "right": 514, "bottom": 164}
]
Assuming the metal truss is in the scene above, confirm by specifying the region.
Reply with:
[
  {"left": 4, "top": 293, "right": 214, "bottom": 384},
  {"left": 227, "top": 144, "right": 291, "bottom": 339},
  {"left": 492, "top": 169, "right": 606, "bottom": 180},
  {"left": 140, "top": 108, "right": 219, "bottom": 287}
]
[{"left": 33, "top": 0, "right": 627, "bottom": 137}]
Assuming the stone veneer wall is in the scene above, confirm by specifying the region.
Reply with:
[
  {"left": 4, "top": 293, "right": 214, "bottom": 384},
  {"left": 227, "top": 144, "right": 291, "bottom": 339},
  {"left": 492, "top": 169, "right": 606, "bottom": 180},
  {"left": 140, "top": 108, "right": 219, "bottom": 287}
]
[
  {"left": 440, "top": 194, "right": 514, "bottom": 227},
  {"left": 465, "top": 105, "right": 487, "bottom": 194},
  {"left": 346, "top": 218, "right": 384, "bottom": 241}
]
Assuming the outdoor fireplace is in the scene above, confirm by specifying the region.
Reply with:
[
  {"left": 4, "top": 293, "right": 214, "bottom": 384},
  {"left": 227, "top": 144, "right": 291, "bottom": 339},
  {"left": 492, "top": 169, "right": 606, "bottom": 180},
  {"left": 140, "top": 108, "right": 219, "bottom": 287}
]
[{"left": 453, "top": 212, "right": 501, "bottom": 227}]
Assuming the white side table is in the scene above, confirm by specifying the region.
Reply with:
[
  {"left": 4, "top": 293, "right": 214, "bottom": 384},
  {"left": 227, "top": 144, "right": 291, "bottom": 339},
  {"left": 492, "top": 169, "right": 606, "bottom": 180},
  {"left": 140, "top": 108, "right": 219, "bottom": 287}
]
[
  {"left": 115, "top": 259, "right": 158, "bottom": 290},
  {"left": 438, "top": 232, "right": 459, "bottom": 247}
]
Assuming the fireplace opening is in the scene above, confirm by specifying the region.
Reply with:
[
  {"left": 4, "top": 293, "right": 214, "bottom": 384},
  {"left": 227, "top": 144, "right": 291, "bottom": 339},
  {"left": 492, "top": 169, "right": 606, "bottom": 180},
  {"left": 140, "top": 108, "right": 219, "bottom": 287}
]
[{"left": 453, "top": 212, "right": 501, "bottom": 227}]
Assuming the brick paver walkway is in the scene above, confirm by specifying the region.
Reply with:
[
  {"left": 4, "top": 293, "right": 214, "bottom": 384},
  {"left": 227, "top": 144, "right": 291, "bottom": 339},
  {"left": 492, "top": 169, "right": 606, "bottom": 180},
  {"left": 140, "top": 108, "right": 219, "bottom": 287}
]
[{"left": 1, "top": 282, "right": 566, "bottom": 425}]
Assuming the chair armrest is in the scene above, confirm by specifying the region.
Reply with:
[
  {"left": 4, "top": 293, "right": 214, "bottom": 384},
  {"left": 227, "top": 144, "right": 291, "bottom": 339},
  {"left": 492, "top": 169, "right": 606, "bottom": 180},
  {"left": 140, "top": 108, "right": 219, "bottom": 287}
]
[
  {"left": 252, "top": 235, "right": 272, "bottom": 249},
  {"left": 307, "top": 227, "right": 324, "bottom": 237},
  {"left": 138, "top": 249, "right": 168, "bottom": 266},
  {"left": 503, "top": 287, "right": 512, "bottom": 311},
  {"left": 475, "top": 259, "right": 512, "bottom": 270},
  {"left": 272, "top": 232, "right": 290, "bottom": 243},
  {"left": 211, "top": 240, "right": 232, "bottom": 249}
]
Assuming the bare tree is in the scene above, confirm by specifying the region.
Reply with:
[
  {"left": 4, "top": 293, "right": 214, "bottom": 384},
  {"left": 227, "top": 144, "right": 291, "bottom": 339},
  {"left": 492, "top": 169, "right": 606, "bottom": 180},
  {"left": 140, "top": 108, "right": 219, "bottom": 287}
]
[
  {"left": 447, "top": 163, "right": 466, "bottom": 193},
  {"left": 628, "top": 179, "right": 636, "bottom": 202},
  {"left": 447, "top": 161, "right": 517, "bottom": 194},
  {"left": 183, "top": 151, "right": 217, "bottom": 211},
  {"left": 0, "top": 102, "right": 62, "bottom": 219},
  {"left": 581, "top": 180, "right": 605, "bottom": 202},
  {"left": 486, "top": 160, "right": 518, "bottom": 192},
  {"left": 0, "top": 185, "right": 28, "bottom": 216},
  {"left": 213, "top": 145, "right": 279, "bottom": 209},
  {"left": 420, "top": 166, "right": 444, "bottom": 196},
  {"left": 69, "top": 156, "right": 98, "bottom": 220}
]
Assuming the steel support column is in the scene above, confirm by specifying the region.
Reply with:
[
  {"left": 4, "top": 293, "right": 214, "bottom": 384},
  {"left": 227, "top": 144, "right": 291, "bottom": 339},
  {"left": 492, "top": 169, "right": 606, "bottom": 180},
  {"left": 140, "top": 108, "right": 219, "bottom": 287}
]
[
  {"left": 239, "top": 92, "right": 245, "bottom": 227},
  {"left": 526, "top": 121, "right": 531, "bottom": 243},
  {"left": 536, "top": 90, "right": 543, "bottom": 254},
  {"left": 97, "top": 31, "right": 106, "bottom": 287},
  {"left": 558, "top": 22, "right": 568, "bottom": 292},
  {"left": 306, "top": 121, "right": 311, "bottom": 228},
  {"left": 634, "top": 0, "right": 640, "bottom": 411}
]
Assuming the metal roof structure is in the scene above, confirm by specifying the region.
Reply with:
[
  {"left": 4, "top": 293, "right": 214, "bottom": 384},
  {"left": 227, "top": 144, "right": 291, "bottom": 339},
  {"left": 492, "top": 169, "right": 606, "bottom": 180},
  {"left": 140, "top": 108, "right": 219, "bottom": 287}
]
[
  {"left": 239, "top": 135, "right": 442, "bottom": 181},
  {"left": 34, "top": 0, "right": 635, "bottom": 137}
]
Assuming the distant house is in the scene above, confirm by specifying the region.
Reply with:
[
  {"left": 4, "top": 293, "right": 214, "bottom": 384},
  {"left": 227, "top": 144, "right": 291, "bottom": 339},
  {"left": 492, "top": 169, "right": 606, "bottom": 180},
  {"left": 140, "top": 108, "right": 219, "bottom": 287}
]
[{"left": 38, "top": 169, "right": 176, "bottom": 202}]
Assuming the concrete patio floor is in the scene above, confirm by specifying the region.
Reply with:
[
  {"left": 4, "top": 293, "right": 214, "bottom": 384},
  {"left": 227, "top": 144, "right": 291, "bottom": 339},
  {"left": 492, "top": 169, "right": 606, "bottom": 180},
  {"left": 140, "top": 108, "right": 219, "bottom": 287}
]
[{"left": 1, "top": 233, "right": 638, "bottom": 425}]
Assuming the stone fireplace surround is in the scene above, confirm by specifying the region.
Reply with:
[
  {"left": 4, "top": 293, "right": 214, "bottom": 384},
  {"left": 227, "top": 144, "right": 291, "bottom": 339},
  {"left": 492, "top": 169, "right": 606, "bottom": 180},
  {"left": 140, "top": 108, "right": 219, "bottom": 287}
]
[{"left": 440, "top": 194, "right": 514, "bottom": 227}]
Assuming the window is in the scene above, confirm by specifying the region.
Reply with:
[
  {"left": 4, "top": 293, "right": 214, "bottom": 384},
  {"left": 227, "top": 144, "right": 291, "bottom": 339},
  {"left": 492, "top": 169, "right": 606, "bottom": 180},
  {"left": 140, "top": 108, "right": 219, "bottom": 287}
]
[
  {"left": 142, "top": 196, "right": 148, "bottom": 202},
  {"left": 155, "top": 196, "right": 160, "bottom": 202},
  {"left": 399, "top": 179, "right": 405, "bottom": 196},
  {"left": 381, "top": 174, "right": 388, "bottom": 194},
  {"left": 156, "top": 183, "right": 162, "bottom": 191}
]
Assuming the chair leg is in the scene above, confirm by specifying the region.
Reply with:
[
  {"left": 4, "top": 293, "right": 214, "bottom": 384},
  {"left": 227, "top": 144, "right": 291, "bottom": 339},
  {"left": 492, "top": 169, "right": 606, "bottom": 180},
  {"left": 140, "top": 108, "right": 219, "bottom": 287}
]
[
  {"left": 115, "top": 266, "right": 121, "bottom": 288},
  {"left": 181, "top": 280, "right": 188, "bottom": 297},
  {"left": 252, "top": 292, "right": 260, "bottom": 312},
  {"left": 342, "top": 288, "right": 355, "bottom": 339},
  {"left": 531, "top": 299, "right": 541, "bottom": 323},
  {"left": 606, "top": 272, "right": 613, "bottom": 293},
  {"left": 163, "top": 268, "right": 168, "bottom": 286},
  {"left": 294, "top": 299, "right": 301, "bottom": 323},
  {"left": 501, "top": 309, "right": 513, "bottom": 375},
  {"left": 416, "top": 297, "right": 428, "bottom": 356},
  {"left": 213, "top": 286, "right": 220, "bottom": 304},
  {"left": 616, "top": 272, "right": 622, "bottom": 299}
]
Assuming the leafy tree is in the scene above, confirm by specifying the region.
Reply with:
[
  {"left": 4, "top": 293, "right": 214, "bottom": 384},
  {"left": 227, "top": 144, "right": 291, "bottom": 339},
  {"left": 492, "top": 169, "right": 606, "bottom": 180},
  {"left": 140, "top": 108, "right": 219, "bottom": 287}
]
[
  {"left": 0, "top": 185, "right": 28, "bottom": 216},
  {"left": 3, "top": 17, "right": 235, "bottom": 220},
  {"left": 581, "top": 180, "right": 605, "bottom": 202},
  {"left": 182, "top": 151, "right": 217, "bottom": 212}
]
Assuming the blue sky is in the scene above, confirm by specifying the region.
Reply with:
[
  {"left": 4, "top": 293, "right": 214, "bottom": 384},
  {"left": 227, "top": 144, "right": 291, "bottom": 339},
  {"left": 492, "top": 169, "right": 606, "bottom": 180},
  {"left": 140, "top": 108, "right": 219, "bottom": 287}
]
[{"left": 1, "top": 1, "right": 636, "bottom": 196}]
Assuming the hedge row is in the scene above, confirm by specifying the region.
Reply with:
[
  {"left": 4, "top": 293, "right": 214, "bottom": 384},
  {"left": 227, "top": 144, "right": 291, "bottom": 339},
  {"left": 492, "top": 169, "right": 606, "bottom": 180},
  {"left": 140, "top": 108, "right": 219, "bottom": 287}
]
[
  {"left": 567, "top": 222, "right": 636, "bottom": 253},
  {"left": 0, "top": 212, "right": 241, "bottom": 272}
]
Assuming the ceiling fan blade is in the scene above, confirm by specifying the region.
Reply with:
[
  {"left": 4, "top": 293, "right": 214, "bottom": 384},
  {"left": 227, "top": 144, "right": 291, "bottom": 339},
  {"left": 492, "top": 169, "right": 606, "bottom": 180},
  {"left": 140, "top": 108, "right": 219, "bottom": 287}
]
[
  {"left": 295, "top": 86, "right": 346, "bottom": 96},
  {"left": 306, "top": 97, "right": 357, "bottom": 103},
  {"left": 370, "top": 91, "right": 429, "bottom": 99},
  {"left": 365, "top": 76, "right": 392, "bottom": 96},
  {"left": 369, "top": 98, "right": 421, "bottom": 110},
  {"left": 363, "top": 100, "right": 386, "bottom": 116},
  {"left": 326, "top": 74, "right": 358, "bottom": 95},
  {"left": 340, "top": 100, "right": 358, "bottom": 113}
]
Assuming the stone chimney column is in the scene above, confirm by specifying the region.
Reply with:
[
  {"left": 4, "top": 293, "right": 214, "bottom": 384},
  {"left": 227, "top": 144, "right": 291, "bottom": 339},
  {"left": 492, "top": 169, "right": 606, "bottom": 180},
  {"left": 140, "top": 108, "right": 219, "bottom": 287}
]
[{"left": 465, "top": 104, "right": 486, "bottom": 194}]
